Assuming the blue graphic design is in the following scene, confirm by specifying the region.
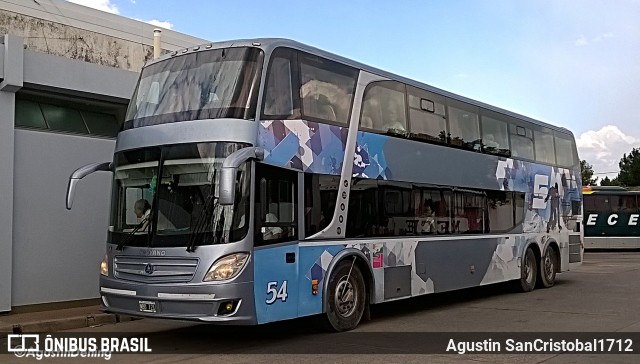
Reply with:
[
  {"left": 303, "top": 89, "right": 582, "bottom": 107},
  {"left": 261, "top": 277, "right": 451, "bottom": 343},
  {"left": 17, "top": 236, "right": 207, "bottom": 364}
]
[
  {"left": 495, "top": 157, "right": 581, "bottom": 234},
  {"left": 296, "top": 245, "right": 343, "bottom": 317},
  {"left": 257, "top": 120, "right": 347, "bottom": 174},
  {"left": 354, "top": 132, "right": 392, "bottom": 179},
  {"left": 253, "top": 244, "right": 299, "bottom": 324}
]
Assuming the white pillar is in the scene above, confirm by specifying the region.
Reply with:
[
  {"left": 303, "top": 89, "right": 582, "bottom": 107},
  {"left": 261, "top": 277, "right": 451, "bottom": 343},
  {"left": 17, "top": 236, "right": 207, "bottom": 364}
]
[{"left": 0, "top": 34, "right": 24, "bottom": 312}]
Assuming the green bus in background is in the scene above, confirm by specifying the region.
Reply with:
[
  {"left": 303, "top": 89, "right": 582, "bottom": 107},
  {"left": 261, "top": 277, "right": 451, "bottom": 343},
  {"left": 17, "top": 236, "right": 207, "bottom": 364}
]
[{"left": 583, "top": 186, "right": 640, "bottom": 249}]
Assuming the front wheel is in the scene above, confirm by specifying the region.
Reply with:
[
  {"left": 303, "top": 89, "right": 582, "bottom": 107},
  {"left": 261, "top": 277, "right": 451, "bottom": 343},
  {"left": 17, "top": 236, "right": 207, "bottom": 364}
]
[
  {"left": 325, "top": 260, "right": 366, "bottom": 332},
  {"left": 538, "top": 245, "right": 557, "bottom": 288},
  {"left": 518, "top": 247, "right": 537, "bottom": 292}
]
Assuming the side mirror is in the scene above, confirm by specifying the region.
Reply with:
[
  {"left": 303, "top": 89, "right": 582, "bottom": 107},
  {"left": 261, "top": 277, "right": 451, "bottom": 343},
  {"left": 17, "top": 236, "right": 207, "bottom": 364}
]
[
  {"left": 66, "top": 162, "right": 112, "bottom": 210},
  {"left": 218, "top": 147, "right": 264, "bottom": 205}
]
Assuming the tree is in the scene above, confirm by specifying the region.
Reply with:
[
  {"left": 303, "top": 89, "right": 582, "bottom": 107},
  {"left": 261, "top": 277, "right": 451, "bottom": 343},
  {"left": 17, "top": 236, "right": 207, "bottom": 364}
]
[
  {"left": 618, "top": 148, "right": 640, "bottom": 187},
  {"left": 580, "top": 160, "right": 598, "bottom": 186},
  {"left": 600, "top": 176, "right": 619, "bottom": 186}
]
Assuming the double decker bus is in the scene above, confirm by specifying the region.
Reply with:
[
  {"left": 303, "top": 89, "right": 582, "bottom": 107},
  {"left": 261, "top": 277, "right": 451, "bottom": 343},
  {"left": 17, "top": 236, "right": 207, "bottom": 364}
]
[
  {"left": 66, "top": 39, "right": 583, "bottom": 331},
  {"left": 583, "top": 186, "right": 640, "bottom": 249}
]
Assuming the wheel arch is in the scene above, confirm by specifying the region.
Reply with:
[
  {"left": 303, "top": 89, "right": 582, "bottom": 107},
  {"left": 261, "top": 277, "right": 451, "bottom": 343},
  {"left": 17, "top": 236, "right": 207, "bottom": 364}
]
[
  {"left": 524, "top": 239, "right": 542, "bottom": 263},
  {"left": 322, "top": 248, "right": 374, "bottom": 313}
]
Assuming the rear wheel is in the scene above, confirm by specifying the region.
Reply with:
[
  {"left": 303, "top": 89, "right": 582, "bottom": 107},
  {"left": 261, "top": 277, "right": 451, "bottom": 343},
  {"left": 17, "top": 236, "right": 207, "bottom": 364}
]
[
  {"left": 538, "top": 245, "right": 557, "bottom": 288},
  {"left": 325, "top": 260, "right": 366, "bottom": 332},
  {"left": 518, "top": 247, "right": 537, "bottom": 292}
]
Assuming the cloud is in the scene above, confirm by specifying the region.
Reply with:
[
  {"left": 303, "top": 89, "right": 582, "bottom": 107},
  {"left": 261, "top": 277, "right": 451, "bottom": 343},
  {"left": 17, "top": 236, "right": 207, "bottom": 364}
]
[
  {"left": 577, "top": 125, "right": 638, "bottom": 180},
  {"left": 575, "top": 35, "right": 588, "bottom": 46},
  {"left": 144, "top": 19, "right": 174, "bottom": 30},
  {"left": 65, "top": 1, "right": 174, "bottom": 30},
  {"left": 574, "top": 32, "right": 615, "bottom": 47},
  {"left": 66, "top": 0, "right": 119, "bottom": 14},
  {"left": 592, "top": 32, "right": 614, "bottom": 42}
]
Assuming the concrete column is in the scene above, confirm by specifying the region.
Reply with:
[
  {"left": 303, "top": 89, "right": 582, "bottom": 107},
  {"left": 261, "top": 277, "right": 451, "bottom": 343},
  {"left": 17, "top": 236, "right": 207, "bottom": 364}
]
[{"left": 0, "top": 34, "right": 24, "bottom": 312}]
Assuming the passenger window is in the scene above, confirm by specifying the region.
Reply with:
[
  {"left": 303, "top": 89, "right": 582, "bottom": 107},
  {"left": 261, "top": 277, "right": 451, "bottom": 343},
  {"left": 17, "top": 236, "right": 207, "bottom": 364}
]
[
  {"left": 447, "top": 100, "right": 481, "bottom": 151},
  {"left": 453, "top": 192, "right": 484, "bottom": 234},
  {"left": 583, "top": 195, "right": 610, "bottom": 213},
  {"left": 486, "top": 191, "right": 514, "bottom": 232},
  {"left": 534, "top": 129, "right": 556, "bottom": 164},
  {"left": 299, "top": 55, "right": 358, "bottom": 125},
  {"left": 509, "top": 124, "right": 534, "bottom": 160},
  {"left": 618, "top": 196, "right": 638, "bottom": 212},
  {"left": 360, "top": 81, "right": 407, "bottom": 135},
  {"left": 481, "top": 111, "right": 510, "bottom": 156},
  {"left": 407, "top": 86, "right": 447, "bottom": 143},
  {"left": 254, "top": 164, "right": 297, "bottom": 246},
  {"left": 554, "top": 133, "right": 575, "bottom": 167}
]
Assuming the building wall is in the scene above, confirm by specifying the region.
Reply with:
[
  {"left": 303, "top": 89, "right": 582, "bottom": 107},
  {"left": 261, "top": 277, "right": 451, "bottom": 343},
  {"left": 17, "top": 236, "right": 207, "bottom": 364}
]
[
  {"left": 0, "top": 41, "right": 132, "bottom": 309},
  {"left": 12, "top": 130, "right": 114, "bottom": 305},
  {"left": 0, "top": 9, "right": 154, "bottom": 71},
  {"left": 0, "top": 0, "right": 207, "bottom": 72},
  {"left": 0, "top": 0, "right": 210, "bottom": 310}
]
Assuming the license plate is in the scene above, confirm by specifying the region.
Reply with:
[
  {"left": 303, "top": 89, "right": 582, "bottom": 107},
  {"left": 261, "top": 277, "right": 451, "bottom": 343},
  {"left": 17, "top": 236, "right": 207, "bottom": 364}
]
[{"left": 138, "top": 300, "right": 156, "bottom": 313}]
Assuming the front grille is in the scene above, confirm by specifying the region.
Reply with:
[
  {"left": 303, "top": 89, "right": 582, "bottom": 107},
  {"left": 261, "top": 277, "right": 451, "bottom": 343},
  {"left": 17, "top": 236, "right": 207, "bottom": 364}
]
[{"left": 114, "top": 256, "right": 199, "bottom": 283}]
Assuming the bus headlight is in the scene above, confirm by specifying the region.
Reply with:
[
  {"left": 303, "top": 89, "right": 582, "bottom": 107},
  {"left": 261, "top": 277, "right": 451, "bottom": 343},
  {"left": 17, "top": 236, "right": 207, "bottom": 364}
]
[
  {"left": 203, "top": 253, "right": 249, "bottom": 282},
  {"left": 100, "top": 254, "right": 109, "bottom": 276}
]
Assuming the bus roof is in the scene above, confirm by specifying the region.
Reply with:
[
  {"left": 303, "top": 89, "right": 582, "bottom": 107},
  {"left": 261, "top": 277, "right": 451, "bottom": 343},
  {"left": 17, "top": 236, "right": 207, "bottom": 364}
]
[{"left": 151, "top": 38, "right": 574, "bottom": 137}]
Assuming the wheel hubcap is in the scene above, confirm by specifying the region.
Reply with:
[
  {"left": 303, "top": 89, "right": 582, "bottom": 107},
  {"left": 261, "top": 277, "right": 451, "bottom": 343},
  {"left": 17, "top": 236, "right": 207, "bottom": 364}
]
[
  {"left": 335, "top": 277, "right": 356, "bottom": 317},
  {"left": 544, "top": 253, "right": 554, "bottom": 279},
  {"left": 525, "top": 255, "right": 534, "bottom": 283}
]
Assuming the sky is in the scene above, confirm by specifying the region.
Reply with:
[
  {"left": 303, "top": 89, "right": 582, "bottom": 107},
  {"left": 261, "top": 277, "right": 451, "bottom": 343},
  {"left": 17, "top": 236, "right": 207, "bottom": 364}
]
[{"left": 67, "top": 0, "right": 640, "bottom": 181}]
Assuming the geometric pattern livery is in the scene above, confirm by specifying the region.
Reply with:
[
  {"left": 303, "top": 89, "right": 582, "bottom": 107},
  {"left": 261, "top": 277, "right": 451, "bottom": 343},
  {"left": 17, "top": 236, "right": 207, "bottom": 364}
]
[
  {"left": 495, "top": 157, "right": 582, "bottom": 235},
  {"left": 353, "top": 132, "right": 392, "bottom": 180},
  {"left": 305, "top": 249, "right": 335, "bottom": 283},
  {"left": 258, "top": 119, "right": 347, "bottom": 174},
  {"left": 258, "top": 120, "right": 394, "bottom": 179}
]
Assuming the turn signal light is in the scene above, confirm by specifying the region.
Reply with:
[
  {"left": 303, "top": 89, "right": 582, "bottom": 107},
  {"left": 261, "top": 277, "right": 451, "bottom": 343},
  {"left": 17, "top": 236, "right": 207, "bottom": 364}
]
[{"left": 312, "top": 279, "right": 318, "bottom": 295}]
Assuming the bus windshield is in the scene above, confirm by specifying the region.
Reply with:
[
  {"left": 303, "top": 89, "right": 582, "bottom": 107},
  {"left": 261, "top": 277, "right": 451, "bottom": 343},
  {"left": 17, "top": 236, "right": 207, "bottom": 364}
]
[
  {"left": 108, "top": 142, "right": 251, "bottom": 248},
  {"left": 124, "top": 47, "right": 263, "bottom": 130}
]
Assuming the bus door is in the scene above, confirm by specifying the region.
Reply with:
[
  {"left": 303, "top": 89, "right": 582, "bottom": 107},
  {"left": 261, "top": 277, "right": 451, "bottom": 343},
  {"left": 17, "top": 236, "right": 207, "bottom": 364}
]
[{"left": 252, "top": 163, "right": 300, "bottom": 323}]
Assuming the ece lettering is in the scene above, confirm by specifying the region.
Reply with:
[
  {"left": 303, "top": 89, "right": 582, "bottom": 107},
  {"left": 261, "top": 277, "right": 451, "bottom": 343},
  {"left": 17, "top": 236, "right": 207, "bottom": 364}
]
[{"left": 586, "top": 213, "right": 640, "bottom": 226}]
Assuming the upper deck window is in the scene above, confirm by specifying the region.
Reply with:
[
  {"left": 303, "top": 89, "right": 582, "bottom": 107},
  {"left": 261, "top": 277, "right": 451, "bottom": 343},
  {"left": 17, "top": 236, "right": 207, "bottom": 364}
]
[
  {"left": 480, "top": 110, "right": 510, "bottom": 157},
  {"left": 509, "top": 123, "right": 534, "bottom": 160},
  {"left": 124, "top": 47, "right": 263, "bottom": 130},
  {"left": 534, "top": 129, "right": 556, "bottom": 165},
  {"left": 554, "top": 133, "right": 576, "bottom": 167},
  {"left": 360, "top": 81, "right": 407, "bottom": 135},
  {"left": 447, "top": 99, "right": 481, "bottom": 151},
  {"left": 407, "top": 86, "right": 446, "bottom": 143},
  {"left": 261, "top": 47, "right": 358, "bottom": 125}
]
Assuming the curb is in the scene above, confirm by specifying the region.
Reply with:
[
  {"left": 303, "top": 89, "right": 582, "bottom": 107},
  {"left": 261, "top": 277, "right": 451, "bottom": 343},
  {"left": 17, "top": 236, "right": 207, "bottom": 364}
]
[{"left": 0, "top": 314, "right": 136, "bottom": 335}]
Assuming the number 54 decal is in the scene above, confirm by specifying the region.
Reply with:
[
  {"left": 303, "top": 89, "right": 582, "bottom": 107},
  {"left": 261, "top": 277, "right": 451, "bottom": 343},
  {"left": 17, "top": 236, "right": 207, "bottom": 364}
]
[{"left": 265, "top": 280, "right": 288, "bottom": 304}]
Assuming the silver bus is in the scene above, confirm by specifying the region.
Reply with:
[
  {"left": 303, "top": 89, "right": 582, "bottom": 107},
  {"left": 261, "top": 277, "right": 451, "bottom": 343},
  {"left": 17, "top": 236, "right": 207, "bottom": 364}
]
[{"left": 67, "top": 38, "right": 583, "bottom": 331}]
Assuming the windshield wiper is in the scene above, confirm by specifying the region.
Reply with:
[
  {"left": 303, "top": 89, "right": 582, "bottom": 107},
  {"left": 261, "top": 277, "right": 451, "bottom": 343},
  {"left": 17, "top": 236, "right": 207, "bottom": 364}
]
[
  {"left": 186, "top": 195, "right": 218, "bottom": 252},
  {"left": 116, "top": 216, "right": 150, "bottom": 251}
]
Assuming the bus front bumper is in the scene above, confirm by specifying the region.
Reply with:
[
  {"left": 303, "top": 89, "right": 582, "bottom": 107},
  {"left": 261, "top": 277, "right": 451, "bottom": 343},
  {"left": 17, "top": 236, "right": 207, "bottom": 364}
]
[{"left": 99, "top": 278, "right": 257, "bottom": 325}]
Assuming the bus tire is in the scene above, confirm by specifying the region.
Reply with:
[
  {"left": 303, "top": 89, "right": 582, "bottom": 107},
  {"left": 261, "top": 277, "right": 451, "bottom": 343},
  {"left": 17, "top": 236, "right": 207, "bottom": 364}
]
[
  {"left": 325, "top": 260, "right": 366, "bottom": 332},
  {"left": 538, "top": 245, "right": 557, "bottom": 288},
  {"left": 518, "top": 247, "right": 537, "bottom": 292}
]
